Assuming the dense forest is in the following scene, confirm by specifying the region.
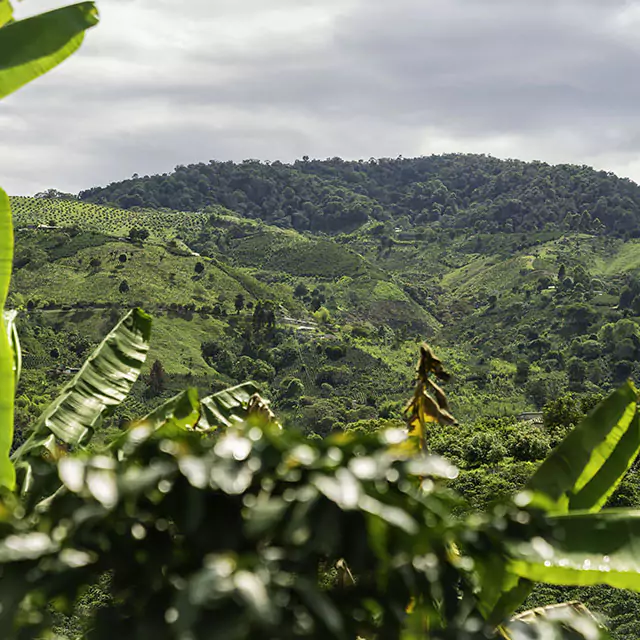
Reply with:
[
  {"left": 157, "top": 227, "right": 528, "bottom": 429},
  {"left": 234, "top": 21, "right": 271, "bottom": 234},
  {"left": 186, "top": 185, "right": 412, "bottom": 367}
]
[{"left": 79, "top": 155, "right": 640, "bottom": 235}]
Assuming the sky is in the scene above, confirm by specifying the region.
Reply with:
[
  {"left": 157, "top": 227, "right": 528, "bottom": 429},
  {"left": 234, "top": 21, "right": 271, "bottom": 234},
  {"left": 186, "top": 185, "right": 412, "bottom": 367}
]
[{"left": 4, "top": 0, "right": 640, "bottom": 195}]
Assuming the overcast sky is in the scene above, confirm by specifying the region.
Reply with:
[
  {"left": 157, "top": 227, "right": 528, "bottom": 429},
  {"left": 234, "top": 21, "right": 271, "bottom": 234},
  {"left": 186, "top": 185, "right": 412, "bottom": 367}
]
[{"left": 4, "top": 0, "right": 640, "bottom": 195}]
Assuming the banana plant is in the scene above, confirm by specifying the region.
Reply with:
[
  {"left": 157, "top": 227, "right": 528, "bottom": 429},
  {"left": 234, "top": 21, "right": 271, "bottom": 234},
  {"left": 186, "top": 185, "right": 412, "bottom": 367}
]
[
  {"left": 12, "top": 309, "right": 152, "bottom": 494},
  {"left": 471, "top": 380, "right": 640, "bottom": 630},
  {"left": 0, "top": 1, "right": 99, "bottom": 489},
  {"left": 114, "top": 381, "right": 269, "bottom": 444},
  {"left": 0, "top": 189, "right": 15, "bottom": 489}
]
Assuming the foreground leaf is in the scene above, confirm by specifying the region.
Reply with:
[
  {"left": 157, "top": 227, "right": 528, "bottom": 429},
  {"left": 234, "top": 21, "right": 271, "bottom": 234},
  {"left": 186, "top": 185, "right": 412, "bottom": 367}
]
[
  {"left": 0, "top": 1, "right": 98, "bottom": 99},
  {"left": 13, "top": 309, "right": 151, "bottom": 464},
  {"left": 199, "top": 382, "right": 262, "bottom": 431},
  {"left": 139, "top": 388, "right": 201, "bottom": 433},
  {"left": 0, "top": 0, "right": 13, "bottom": 28},
  {"left": 527, "top": 382, "right": 639, "bottom": 513},
  {"left": 115, "top": 382, "right": 263, "bottom": 453},
  {"left": 508, "top": 509, "right": 640, "bottom": 591},
  {"left": 503, "top": 601, "right": 609, "bottom": 639},
  {"left": 3, "top": 310, "right": 21, "bottom": 384},
  {"left": 0, "top": 188, "right": 15, "bottom": 489}
]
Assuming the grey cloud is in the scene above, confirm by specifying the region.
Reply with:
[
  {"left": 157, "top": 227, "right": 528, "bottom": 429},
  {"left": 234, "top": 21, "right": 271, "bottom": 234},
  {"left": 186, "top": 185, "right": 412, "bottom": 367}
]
[{"left": 2, "top": 0, "right": 640, "bottom": 194}]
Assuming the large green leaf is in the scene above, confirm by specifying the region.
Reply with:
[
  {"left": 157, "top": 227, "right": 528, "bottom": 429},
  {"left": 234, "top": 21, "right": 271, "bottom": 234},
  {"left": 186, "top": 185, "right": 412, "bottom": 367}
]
[
  {"left": 13, "top": 309, "right": 152, "bottom": 465},
  {"left": 0, "top": 188, "right": 15, "bottom": 490},
  {"left": 508, "top": 509, "right": 640, "bottom": 591},
  {"left": 477, "top": 384, "right": 640, "bottom": 624},
  {"left": 128, "top": 381, "right": 261, "bottom": 437},
  {"left": 199, "top": 382, "right": 261, "bottom": 431},
  {"left": 0, "top": 0, "right": 13, "bottom": 28},
  {"left": 0, "top": 2, "right": 98, "bottom": 99},
  {"left": 3, "top": 310, "right": 21, "bottom": 385},
  {"left": 139, "top": 389, "right": 201, "bottom": 433},
  {"left": 527, "top": 382, "right": 639, "bottom": 513},
  {"left": 503, "top": 602, "right": 609, "bottom": 640}
]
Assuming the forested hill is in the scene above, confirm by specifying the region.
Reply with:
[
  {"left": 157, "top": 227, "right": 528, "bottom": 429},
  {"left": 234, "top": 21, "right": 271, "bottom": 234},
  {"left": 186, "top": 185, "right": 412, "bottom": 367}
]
[{"left": 79, "top": 154, "right": 640, "bottom": 235}]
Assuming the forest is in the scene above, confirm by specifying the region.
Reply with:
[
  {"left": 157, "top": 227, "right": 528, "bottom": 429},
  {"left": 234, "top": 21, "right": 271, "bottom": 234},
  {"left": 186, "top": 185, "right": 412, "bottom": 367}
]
[{"left": 5, "top": 2, "right": 640, "bottom": 639}]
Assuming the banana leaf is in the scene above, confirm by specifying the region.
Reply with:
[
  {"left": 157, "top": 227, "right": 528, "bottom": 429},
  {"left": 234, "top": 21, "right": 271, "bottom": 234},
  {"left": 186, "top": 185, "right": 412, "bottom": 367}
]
[
  {"left": 139, "top": 382, "right": 260, "bottom": 433},
  {"left": 478, "top": 383, "right": 640, "bottom": 624},
  {"left": 0, "top": 188, "right": 15, "bottom": 490},
  {"left": 0, "top": 0, "right": 13, "bottom": 28},
  {"left": 139, "top": 389, "right": 201, "bottom": 433},
  {"left": 527, "top": 382, "right": 639, "bottom": 514},
  {"left": 0, "top": 2, "right": 98, "bottom": 99},
  {"left": 4, "top": 310, "right": 21, "bottom": 385},
  {"left": 114, "top": 382, "right": 263, "bottom": 453},
  {"left": 13, "top": 309, "right": 152, "bottom": 467},
  {"left": 199, "top": 382, "right": 261, "bottom": 431},
  {"left": 508, "top": 509, "right": 640, "bottom": 592}
]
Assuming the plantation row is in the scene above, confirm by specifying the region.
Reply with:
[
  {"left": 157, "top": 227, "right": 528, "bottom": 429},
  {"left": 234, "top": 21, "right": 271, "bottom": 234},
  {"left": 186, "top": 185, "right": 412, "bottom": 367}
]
[{"left": 10, "top": 196, "right": 212, "bottom": 242}]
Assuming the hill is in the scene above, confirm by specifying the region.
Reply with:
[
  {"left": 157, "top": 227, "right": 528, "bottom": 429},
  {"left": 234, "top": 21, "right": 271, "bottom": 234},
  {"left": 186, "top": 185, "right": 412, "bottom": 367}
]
[{"left": 79, "top": 154, "right": 640, "bottom": 236}]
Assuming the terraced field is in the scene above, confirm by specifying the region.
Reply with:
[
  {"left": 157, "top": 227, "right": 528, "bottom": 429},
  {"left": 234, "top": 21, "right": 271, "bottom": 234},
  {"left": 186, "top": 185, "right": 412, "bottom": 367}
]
[{"left": 10, "top": 196, "right": 212, "bottom": 242}]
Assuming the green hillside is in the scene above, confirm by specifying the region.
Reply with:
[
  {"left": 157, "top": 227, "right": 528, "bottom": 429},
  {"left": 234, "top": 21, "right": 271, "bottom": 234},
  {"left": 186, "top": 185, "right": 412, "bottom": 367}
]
[
  {"left": 11, "top": 195, "right": 213, "bottom": 242},
  {"left": 12, "top": 156, "right": 640, "bottom": 638}
]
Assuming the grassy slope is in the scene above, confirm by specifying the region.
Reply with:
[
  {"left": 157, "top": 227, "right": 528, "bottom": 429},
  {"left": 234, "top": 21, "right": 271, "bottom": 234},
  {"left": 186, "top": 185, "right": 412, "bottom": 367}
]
[{"left": 12, "top": 193, "right": 640, "bottom": 638}]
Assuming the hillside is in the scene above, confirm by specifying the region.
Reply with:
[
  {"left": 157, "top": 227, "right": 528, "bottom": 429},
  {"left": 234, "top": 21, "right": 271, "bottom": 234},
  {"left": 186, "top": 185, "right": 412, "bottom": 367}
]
[{"left": 13, "top": 156, "right": 640, "bottom": 637}]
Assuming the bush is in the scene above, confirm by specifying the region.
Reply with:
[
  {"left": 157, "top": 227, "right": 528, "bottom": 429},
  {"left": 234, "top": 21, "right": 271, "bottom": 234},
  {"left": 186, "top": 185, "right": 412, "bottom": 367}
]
[
  {"left": 279, "top": 377, "right": 304, "bottom": 399},
  {"left": 505, "top": 423, "right": 551, "bottom": 462},
  {"left": 201, "top": 341, "right": 235, "bottom": 373},
  {"left": 315, "top": 365, "right": 349, "bottom": 387},
  {"left": 313, "top": 306, "right": 331, "bottom": 324},
  {"left": 325, "top": 344, "right": 347, "bottom": 361},
  {"left": 464, "top": 432, "right": 507, "bottom": 466}
]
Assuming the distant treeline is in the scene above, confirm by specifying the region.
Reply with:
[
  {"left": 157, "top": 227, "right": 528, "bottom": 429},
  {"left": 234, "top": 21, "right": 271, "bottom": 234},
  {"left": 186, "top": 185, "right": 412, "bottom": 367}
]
[{"left": 80, "top": 154, "right": 640, "bottom": 235}]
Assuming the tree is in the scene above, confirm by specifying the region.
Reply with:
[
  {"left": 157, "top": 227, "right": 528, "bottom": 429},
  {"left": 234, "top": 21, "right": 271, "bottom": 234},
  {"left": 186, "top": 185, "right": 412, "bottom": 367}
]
[
  {"left": 515, "top": 358, "right": 530, "bottom": 383},
  {"left": 563, "top": 303, "right": 597, "bottom": 334},
  {"left": 567, "top": 356, "right": 587, "bottom": 385},
  {"left": 252, "top": 301, "right": 276, "bottom": 332},
  {"left": 314, "top": 306, "right": 331, "bottom": 325},
  {"left": 558, "top": 263, "right": 566, "bottom": 280},
  {"left": 194, "top": 261, "right": 205, "bottom": 274},
  {"left": 620, "top": 286, "right": 634, "bottom": 309},
  {"left": 147, "top": 359, "right": 165, "bottom": 397},
  {"left": 234, "top": 293, "right": 245, "bottom": 314},
  {"left": 128, "top": 227, "right": 149, "bottom": 243},
  {"left": 119, "top": 280, "right": 130, "bottom": 294},
  {"left": 294, "top": 282, "right": 308, "bottom": 298}
]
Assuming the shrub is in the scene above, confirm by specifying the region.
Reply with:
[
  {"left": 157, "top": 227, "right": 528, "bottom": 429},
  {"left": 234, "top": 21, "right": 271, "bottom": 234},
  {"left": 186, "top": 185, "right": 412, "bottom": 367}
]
[
  {"left": 315, "top": 365, "right": 349, "bottom": 387},
  {"left": 279, "top": 377, "right": 304, "bottom": 398},
  {"left": 313, "top": 306, "right": 331, "bottom": 324},
  {"left": 505, "top": 423, "right": 551, "bottom": 461},
  {"left": 464, "top": 432, "right": 507, "bottom": 466},
  {"left": 325, "top": 343, "right": 346, "bottom": 360}
]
